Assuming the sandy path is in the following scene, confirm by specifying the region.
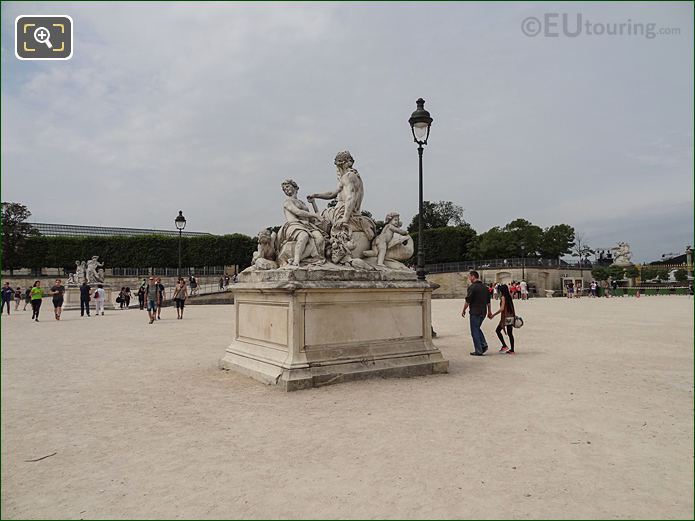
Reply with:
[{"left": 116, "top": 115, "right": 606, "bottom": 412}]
[{"left": 1, "top": 297, "right": 693, "bottom": 519}]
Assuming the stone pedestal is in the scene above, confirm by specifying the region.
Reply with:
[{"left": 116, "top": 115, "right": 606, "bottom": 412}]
[
  {"left": 63, "top": 285, "right": 116, "bottom": 311},
  {"left": 219, "top": 269, "right": 448, "bottom": 391}
]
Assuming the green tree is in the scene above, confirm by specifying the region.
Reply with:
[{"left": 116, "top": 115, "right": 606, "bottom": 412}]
[
  {"left": 674, "top": 268, "right": 688, "bottom": 284},
  {"left": 591, "top": 266, "right": 609, "bottom": 281},
  {"left": 642, "top": 266, "right": 669, "bottom": 281},
  {"left": 624, "top": 265, "right": 639, "bottom": 279},
  {"left": 503, "top": 218, "right": 543, "bottom": 257},
  {"left": 410, "top": 225, "right": 477, "bottom": 264},
  {"left": 607, "top": 265, "right": 626, "bottom": 280},
  {"left": 408, "top": 201, "right": 465, "bottom": 233},
  {"left": 470, "top": 218, "right": 545, "bottom": 259},
  {"left": 539, "top": 224, "right": 575, "bottom": 258},
  {"left": 1, "top": 202, "right": 39, "bottom": 274},
  {"left": 470, "top": 227, "right": 513, "bottom": 259}
]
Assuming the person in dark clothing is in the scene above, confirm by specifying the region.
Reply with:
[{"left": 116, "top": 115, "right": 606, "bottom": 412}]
[
  {"left": 23, "top": 287, "right": 31, "bottom": 311},
  {"left": 461, "top": 271, "right": 492, "bottom": 356},
  {"left": 79, "top": 281, "right": 91, "bottom": 317},
  {"left": 1, "top": 282, "right": 14, "bottom": 315},
  {"left": 491, "top": 283, "right": 516, "bottom": 354},
  {"left": 137, "top": 286, "right": 146, "bottom": 310},
  {"left": 50, "top": 279, "right": 66, "bottom": 320}
]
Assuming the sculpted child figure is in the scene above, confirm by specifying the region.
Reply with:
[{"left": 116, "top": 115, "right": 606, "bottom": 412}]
[{"left": 364, "top": 212, "right": 409, "bottom": 266}]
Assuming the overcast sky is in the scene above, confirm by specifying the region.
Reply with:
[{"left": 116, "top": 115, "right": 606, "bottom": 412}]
[{"left": 2, "top": 2, "right": 693, "bottom": 262}]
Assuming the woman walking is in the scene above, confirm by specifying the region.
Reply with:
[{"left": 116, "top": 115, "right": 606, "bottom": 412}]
[
  {"left": 14, "top": 286, "right": 22, "bottom": 311},
  {"left": 50, "top": 278, "right": 66, "bottom": 320},
  {"left": 30, "top": 280, "right": 43, "bottom": 322},
  {"left": 124, "top": 287, "right": 131, "bottom": 309},
  {"left": 490, "top": 283, "right": 516, "bottom": 355},
  {"left": 173, "top": 278, "right": 188, "bottom": 320},
  {"left": 23, "top": 287, "right": 31, "bottom": 311}
]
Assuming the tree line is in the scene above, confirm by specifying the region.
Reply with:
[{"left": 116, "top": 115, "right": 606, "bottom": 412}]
[
  {"left": 7, "top": 200, "right": 672, "bottom": 271},
  {"left": 2, "top": 202, "right": 255, "bottom": 273},
  {"left": 408, "top": 201, "right": 576, "bottom": 263}
]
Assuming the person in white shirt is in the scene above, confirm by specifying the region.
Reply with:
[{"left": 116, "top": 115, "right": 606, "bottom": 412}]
[
  {"left": 94, "top": 284, "right": 106, "bottom": 315},
  {"left": 520, "top": 280, "right": 528, "bottom": 300}
]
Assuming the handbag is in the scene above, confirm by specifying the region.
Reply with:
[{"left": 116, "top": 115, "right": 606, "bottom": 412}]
[{"left": 513, "top": 316, "right": 524, "bottom": 329}]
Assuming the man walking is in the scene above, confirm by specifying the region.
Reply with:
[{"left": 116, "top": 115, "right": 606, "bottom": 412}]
[
  {"left": 461, "top": 271, "right": 492, "bottom": 356},
  {"left": 145, "top": 277, "right": 158, "bottom": 324},
  {"left": 80, "top": 281, "right": 91, "bottom": 316},
  {"left": 155, "top": 277, "right": 165, "bottom": 320},
  {"left": 1, "top": 282, "right": 14, "bottom": 315}
]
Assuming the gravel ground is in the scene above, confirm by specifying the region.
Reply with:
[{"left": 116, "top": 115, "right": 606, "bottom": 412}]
[{"left": 1, "top": 296, "right": 693, "bottom": 519}]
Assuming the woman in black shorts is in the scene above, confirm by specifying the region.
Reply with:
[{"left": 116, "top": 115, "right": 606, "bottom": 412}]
[
  {"left": 50, "top": 278, "right": 66, "bottom": 321},
  {"left": 173, "top": 278, "right": 188, "bottom": 320}
]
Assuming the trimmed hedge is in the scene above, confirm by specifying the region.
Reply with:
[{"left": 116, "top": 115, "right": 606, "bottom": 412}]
[{"left": 14, "top": 234, "right": 256, "bottom": 270}]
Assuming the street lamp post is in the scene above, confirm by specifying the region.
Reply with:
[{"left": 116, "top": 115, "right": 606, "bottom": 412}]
[
  {"left": 520, "top": 240, "right": 526, "bottom": 281},
  {"left": 408, "top": 98, "right": 433, "bottom": 282},
  {"left": 174, "top": 210, "right": 186, "bottom": 277}
]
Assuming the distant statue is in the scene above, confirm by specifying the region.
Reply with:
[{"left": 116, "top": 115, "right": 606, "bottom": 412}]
[
  {"left": 277, "top": 179, "right": 326, "bottom": 267},
  {"left": 611, "top": 242, "right": 633, "bottom": 267},
  {"left": 67, "top": 260, "right": 86, "bottom": 285},
  {"left": 85, "top": 256, "right": 105, "bottom": 284},
  {"left": 75, "top": 260, "right": 86, "bottom": 283}
]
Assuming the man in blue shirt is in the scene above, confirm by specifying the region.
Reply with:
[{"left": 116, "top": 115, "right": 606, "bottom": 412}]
[{"left": 1, "top": 282, "right": 14, "bottom": 315}]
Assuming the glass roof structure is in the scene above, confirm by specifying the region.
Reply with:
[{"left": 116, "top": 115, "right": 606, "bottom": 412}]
[{"left": 28, "top": 222, "right": 212, "bottom": 238}]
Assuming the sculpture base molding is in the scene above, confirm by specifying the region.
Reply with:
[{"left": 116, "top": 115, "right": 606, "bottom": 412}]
[
  {"left": 63, "top": 285, "right": 116, "bottom": 311},
  {"left": 219, "top": 280, "right": 448, "bottom": 391}
]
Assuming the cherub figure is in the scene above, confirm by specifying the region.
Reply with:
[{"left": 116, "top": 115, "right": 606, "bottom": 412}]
[
  {"left": 252, "top": 229, "right": 278, "bottom": 270},
  {"left": 363, "top": 212, "right": 408, "bottom": 266}
]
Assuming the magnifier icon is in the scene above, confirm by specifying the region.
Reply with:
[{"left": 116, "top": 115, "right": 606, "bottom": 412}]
[{"left": 33, "top": 26, "right": 53, "bottom": 49}]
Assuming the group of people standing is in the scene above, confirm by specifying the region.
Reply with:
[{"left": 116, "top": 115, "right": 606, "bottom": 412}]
[
  {"left": 77, "top": 281, "right": 106, "bottom": 316},
  {"left": 566, "top": 279, "right": 618, "bottom": 298},
  {"left": 1, "top": 279, "right": 85, "bottom": 322},
  {"left": 462, "top": 271, "right": 521, "bottom": 356},
  {"left": 489, "top": 280, "right": 528, "bottom": 301},
  {"left": 218, "top": 273, "right": 237, "bottom": 290},
  {"left": 141, "top": 276, "right": 188, "bottom": 324}
]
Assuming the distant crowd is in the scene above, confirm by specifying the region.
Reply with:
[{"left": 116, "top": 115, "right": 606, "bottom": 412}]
[{"left": 0, "top": 273, "right": 238, "bottom": 324}]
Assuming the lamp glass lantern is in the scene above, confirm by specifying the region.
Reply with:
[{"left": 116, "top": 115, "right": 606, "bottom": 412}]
[
  {"left": 408, "top": 98, "right": 433, "bottom": 145},
  {"left": 175, "top": 210, "right": 187, "bottom": 231}
]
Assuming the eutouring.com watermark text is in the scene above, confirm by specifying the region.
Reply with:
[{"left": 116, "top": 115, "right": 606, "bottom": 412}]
[{"left": 521, "top": 13, "right": 680, "bottom": 39}]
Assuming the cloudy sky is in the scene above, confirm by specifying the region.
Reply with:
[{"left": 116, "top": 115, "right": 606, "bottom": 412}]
[{"left": 2, "top": 2, "right": 692, "bottom": 262}]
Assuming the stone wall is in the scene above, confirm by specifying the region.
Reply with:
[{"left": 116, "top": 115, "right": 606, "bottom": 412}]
[{"left": 428, "top": 267, "right": 594, "bottom": 298}]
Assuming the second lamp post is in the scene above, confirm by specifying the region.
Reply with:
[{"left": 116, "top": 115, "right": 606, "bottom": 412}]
[
  {"left": 175, "top": 210, "right": 186, "bottom": 277},
  {"left": 409, "top": 98, "right": 433, "bottom": 281}
]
